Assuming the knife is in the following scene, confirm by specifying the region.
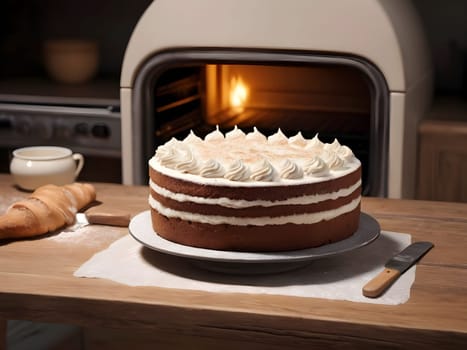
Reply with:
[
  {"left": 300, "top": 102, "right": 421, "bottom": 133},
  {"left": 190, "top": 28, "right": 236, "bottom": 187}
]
[
  {"left": 67, "top": 209, "right": 131, "bottom": 231},
  {"left": 362, "top": 241, "right": 434, "bottom": 298},
  {"left": 84, "top": 209, "right": 131, "bottom": 227}
]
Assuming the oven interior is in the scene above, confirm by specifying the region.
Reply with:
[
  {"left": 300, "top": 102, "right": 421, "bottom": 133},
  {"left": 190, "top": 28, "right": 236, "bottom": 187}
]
[{"left": 133, "top": 51, "right": 388, "bottom": 196}]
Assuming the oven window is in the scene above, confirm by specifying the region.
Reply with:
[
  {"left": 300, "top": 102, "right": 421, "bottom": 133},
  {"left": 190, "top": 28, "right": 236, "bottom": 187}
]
[{"left": 152, "top": 62, "right": 372, "bottom": 191}]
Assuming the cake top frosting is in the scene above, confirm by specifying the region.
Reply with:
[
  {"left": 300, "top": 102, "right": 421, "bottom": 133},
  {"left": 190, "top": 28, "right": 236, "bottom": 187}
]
[{"left": 150, "top": 127, "right": 360, "bottom": 187}]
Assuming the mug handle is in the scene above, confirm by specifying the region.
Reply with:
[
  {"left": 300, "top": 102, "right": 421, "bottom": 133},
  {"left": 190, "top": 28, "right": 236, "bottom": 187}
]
[{"left": 72, "top": 153, "right": 84, "bottom": 179}]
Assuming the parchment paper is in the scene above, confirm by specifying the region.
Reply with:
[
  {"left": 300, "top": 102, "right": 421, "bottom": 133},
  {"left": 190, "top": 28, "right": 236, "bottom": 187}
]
[{"left": 74, "top": 231, "right": 414, "bottom": 305}]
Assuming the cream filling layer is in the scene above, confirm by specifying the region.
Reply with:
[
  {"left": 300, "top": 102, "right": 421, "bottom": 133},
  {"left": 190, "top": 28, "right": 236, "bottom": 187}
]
[
  {"left": 149, "top": 196, "right": 361, "bottom": 226},
  {"left": 150, "top": 158, "right": 360, "bottom": 187},
  {"left": 150, "top": 179, "right": 361, "bottom": 209}
]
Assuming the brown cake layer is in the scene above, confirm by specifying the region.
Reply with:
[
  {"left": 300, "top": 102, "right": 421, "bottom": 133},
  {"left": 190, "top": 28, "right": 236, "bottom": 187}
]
[
  {"left": 149, "top": 166, "right": 361, "bottom": 201},
  {"left": 150, "top": 187, "right": 360, "bottom": 217},
  {"left": 150, "top": 206, "right": 360, "bottom": 252}
]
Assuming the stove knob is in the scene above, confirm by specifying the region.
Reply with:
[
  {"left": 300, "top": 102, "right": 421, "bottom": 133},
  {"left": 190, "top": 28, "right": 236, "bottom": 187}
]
[
  {"left": 92, "top": 123, "right": 111, "bottom": 139},
  {"left": 0, "top": 116, "right": 12, "bottom": 130},
  {"left": 74, "top": 123, "right": 89, "bottom": 136},
  {"left": 54, "top": 120, "right": 72, "bottom": 139},
  {"left": 35, "top": 122, "right": 53, "bottom": 139},
  {"left": 16, "top": 119, "right": 31, "bottom": 135}
]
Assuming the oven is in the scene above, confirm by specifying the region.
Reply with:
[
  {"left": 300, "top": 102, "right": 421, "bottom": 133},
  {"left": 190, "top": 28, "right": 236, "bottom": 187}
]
[{"left": 121, "top": 0, "right": 433, "bottom": 198}]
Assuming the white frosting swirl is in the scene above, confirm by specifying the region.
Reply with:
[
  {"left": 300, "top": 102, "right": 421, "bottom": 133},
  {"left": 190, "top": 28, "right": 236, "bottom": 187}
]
[
  {"left": 184, "top": 130, "right": 202, "bottom": 144},
  {"left": 279, "top": 159, "right": 304, "bottom": 179},
  {"left": 337, "top": 145, "right": 355, "bottom": 161},
  {"left": 289, "top": 132, "right": 307, "bottom": 147},
  {"left": 155, "top": 137, "right": 180, "bottom": 157},
  {"left": 155, "top": 145, "right": 179, "bottom": 168},
  {"left": 322, "top": 150, "right": 345, "bottom": 170},
  {"left": 305, "top": 134, "right": 324, "bottom": 151},
  {"left": 268, "top": 128, "right": 288, "bottom": 145},
  {"left": 323, "top": 138, "right": 341, "bottom": 152},
  {"left": 225, "top": 125, "right": 246, "bottom": 140},
  {"left": 200, "top": 159, "right": 225, "bottom": 178},
  {"left": 303, "top": 156, "right": 329, "bottom": 176},
  {"left": 246, "top": 127, "right": 267, "bottom": 142},
  {"left": 175, "top": 148, "right": 199, "bottom": 174},
  {"left": 224, "top": 160, "right": 250, "bottom": 181},
  {"left": 250, "top": 159, "right": 275, "bottom": 182},
  {"left": 165, "top": 137, "right": 180, "bottom": 147},
  {"left": 205, "top": 126, "right": 224, "bottom": 142}
]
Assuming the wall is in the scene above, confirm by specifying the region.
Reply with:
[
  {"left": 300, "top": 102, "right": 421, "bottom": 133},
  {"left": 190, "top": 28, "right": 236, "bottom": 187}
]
[
  {"left": 1, "top": 0, "right": 466, "bottom": 95},
  {"left": 413, "top": 0, "right": 467, "bottom": 96},
  {"left": 0, "top": 0, "right": 153, "bottom": 79}
]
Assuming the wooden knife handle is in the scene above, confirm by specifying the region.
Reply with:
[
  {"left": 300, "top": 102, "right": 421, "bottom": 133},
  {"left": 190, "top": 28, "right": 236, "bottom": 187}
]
[
  {"left": 362, "top": 268, "right": 401, "bottom": 298},
  {"left": 86, "top": 210, "right": 131, "bottom": 227}
]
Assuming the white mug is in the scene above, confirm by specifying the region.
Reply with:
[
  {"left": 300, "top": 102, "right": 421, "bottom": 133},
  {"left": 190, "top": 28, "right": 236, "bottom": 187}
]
[{"left": 10, "top": 146, "right": 84, "bottom": 191}]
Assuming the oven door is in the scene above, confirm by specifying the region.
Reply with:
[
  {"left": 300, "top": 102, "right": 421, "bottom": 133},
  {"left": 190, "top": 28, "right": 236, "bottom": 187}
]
[{"left": 126, "top": 49, "right": 389, "bottom": 196}]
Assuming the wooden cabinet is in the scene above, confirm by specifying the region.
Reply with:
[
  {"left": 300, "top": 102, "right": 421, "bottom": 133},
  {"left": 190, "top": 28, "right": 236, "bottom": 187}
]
[{"left": 417, "top": 119, "right": 467, "bottom": 202}]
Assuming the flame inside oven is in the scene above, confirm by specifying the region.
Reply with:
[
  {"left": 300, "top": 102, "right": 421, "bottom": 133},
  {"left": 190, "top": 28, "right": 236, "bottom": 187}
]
[{"left": 229, "top": 76, "right": 249, "bottom": 113}]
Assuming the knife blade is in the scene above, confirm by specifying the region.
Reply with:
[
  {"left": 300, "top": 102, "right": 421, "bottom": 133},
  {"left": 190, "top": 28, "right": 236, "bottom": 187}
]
[{"left": 362, "top": 241, "right": 434, "bottom": 298}]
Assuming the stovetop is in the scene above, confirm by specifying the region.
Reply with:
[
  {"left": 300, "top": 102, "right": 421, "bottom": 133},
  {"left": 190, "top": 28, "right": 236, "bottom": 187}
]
[
  {"left": 0, "top": 78, "right": 122, "bottom": 157},
  {"left": 0, "top": 77, "right": 120, "bottom": 108}
]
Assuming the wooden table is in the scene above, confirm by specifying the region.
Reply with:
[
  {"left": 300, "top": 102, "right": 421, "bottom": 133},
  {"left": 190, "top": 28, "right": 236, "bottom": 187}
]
[{"left": 0, "top": 174, "right": 466, "bottom": 349}]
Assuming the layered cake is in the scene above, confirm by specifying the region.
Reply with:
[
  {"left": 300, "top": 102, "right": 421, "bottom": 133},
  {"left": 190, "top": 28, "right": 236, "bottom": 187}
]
[{"left": 149, "top": 127, "right": 361, "bottom": 252}]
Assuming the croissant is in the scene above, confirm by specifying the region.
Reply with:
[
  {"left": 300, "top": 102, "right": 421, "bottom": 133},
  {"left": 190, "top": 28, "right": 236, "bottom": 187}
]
[{"left": 0, "top": 183, "right": 96, "bottom": 239}]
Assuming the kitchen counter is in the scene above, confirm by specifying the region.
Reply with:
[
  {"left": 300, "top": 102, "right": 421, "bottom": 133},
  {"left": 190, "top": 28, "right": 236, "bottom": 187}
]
[{"left": 0, "top": 174, "right": 466, "bottom": 349}]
